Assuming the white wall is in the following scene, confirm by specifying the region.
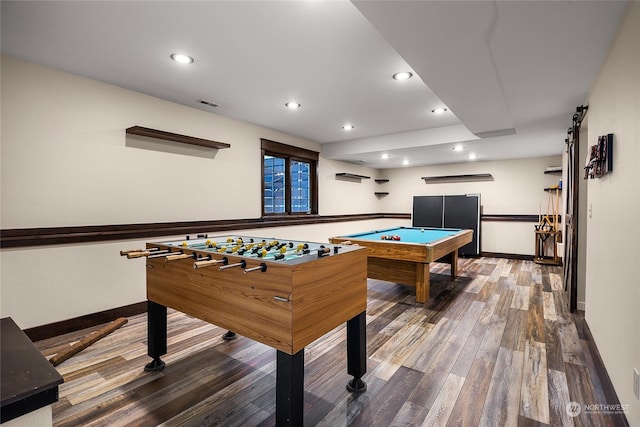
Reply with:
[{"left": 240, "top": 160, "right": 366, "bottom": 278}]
[
  {"left": 379, "top": 157, "right": 563, "bottom": 255},
  {"left": 0, "top": 56, "right": 563, "bottom": 330},
  {"left": 584, "top": 2, "right": 640, "bottom": 424},
  {"left": 0, "top": 218, "right": 404, "bottom": 329},
  {"left": 0, "top": 56, "right": 342, "bottom": 228},
  {"left": 0, "top": 56, "right": 383, "bottom": 328},
  {"left": 317, "top": 157, "right": 382, "bottom": 215}
]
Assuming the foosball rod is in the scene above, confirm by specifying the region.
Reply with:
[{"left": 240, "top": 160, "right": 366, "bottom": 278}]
[
  {"left": 165, "top": 253, "right": 191, "bottom": 262},
  {"left": 126, "top": 249, "right": 173, "bottom": 259},
  {"left": 49, "top": 317, "right": 128, "bottom": 367},
  {"left": 194, "top": 257, "right": 228, "bottom": 269},
  {"left": 120, "top": 248, "right": 158, "bottom": 256}
]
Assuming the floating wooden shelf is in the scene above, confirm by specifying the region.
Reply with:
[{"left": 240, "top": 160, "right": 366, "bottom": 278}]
[
  {"left": 544, "top": 168, "right": 563, "bottom": 175},
  {"left": 374, "top": 192, "right": 389, "bottom": 196},
  {"left": 544, "top": 187, "right": 562, "bottom": 192},
  {"left": 335, "top": 173, "right": 371, "bottom": 180},
  {"left": 126, "top": 126, "right": 230, "bottom": 150},
  {"left": 375, "top": 179, "right": 389, "bottom": 184},
  {"left": 421, "top": 173, "right": 493, "bottom": 183}
]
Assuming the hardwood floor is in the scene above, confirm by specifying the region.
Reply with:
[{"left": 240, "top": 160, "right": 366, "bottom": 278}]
[{"left": 36, "top": 258, "right": 628, "bottom": 426}]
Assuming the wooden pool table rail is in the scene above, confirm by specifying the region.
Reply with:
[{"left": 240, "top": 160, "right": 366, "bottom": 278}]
[{"left": 330, "top": 229, "right": 473, "bottom": 303}]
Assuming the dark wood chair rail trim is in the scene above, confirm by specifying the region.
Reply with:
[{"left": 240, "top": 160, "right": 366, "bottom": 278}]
[
  {"left": 481, "top": 214, "right": 561, "bottom": 223},
  {"left": 0, "top": 214, "right": 408, "bottom": 248},
  {"left": 1, "top": 214, "right": 552, "bottom": 248}
]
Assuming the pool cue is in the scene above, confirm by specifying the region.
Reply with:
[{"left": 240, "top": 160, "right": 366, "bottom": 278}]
[
  {"left": 547, "top": 190, "right": 551, "bottom": 227},
  {"left": 49, "top": 317, "right": 128, "bottom": 367},
  {"left": 555, "top": 188, "right": 560, "bottom": 231}
]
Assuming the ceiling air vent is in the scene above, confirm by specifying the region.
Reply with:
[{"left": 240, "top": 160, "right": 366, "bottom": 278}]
[{"left": 198, "top": 99, "right": 220, "bottom": 108}]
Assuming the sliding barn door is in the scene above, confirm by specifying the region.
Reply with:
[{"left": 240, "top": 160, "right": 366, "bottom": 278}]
[{"left": 563, "top": 107, "right": 586, "bottom": 313}]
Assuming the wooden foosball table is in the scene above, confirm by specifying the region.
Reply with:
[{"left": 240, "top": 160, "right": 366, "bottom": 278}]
[{"left": 122, "top": 234, "right": 368, "bottom": 426}]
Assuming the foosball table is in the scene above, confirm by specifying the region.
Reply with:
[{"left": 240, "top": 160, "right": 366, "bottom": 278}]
[{"left": 122, "top": 234, "right": 368, "bottom": 426}]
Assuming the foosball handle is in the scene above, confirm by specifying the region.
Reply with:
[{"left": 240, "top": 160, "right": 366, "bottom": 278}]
[
  {"left": 165, "top": 253, "right": 191, "bottom": 262},
  {"left": 127, "top": 251, "right": 150, "bottom": 259},
  {"left": 120, "top": 249, "right": 143, "bottom": 256},
  {"left": 121, "top": 247, "right": 158, "bottom": 256},
  {"left": 194, "top": 258, "right": 225, "bottom": 269}
]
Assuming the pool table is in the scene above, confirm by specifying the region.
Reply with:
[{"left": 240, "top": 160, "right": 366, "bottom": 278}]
[{"left": 330, "top": 226, "right": 473, "bottom": 303}]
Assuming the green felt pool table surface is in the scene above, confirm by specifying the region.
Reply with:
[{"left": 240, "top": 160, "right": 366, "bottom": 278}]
[
  {"left": 330, "top": 226, "right": 473, "bottom": 303},
  {"left": 340, "top": 227, "right": 463, "bottom": 244}
]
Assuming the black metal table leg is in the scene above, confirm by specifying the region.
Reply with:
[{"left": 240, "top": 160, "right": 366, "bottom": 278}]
[
  {"left": 222, "top": 330, "right": 237, "bottom": 340},
  {"left": 276, "top": 350, "right": 304, "bottom": 426},
  {"left": 144, "top": 300, "right": 167, "bottom": 372},
  {"left": 346, "top": 311, "right": 367, "bottom": 393}
]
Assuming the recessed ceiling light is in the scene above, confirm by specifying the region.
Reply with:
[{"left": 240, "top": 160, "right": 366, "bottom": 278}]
[
  {"left": 392, "top": 71, "right": 413, "bottom": 81},
  {"left": 285, "top": 102, "right": 301, "bottom": 109},
  {"left": 432, "top": 107, "right": 447, "bottom": 114},
  {"left": 170, "top": 53, "right": 194, "bottom": 64},
  {"left": 342, "top": 124, "right": 354, "bottom": 131},
  {"left": 468, "top": 153, "right": 478, "bottom": 160},
  {"left": 380, "top": 154, "right": 390, "bottom": 160},
  {"left": 402, "top": 159, "right": 410, "bottom": 166},
  {"left": 453, "top": 145, "right": 464, "bottom": 151}
]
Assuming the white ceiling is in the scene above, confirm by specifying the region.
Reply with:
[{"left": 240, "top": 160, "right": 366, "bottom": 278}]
[{"left": 0, "top": 1, "right": 627, "bottom": 169}]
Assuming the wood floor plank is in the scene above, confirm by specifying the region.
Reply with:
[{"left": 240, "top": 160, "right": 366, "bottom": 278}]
[
  {"left": 564, "top": 363, "right": 609, "bottom": 427},
  {"left": 478, "top": 346, "right": 524, "bottom": 427},
  {"left": 464, "top": 275, "right": 487, "bottom": 294},
  {"left": 476, "top": 314, "right": 508, "bottom": 364},
  {"left": 421, "top": 373, "right": 465, "bottom": 427},
  {"left": 445, "top": 359, "right": 495, "bottom": 427},
  {"left": 517, "top": 270, "right": 533, "bottom": 287},
  {"left": 557, "top": 321, "right": 587, "bottom": 366},
  {"left": 370, "top": 324, "right": 431, "bottom": 380},
  {"left": 542, "top": 291, "right": 558, "bottom": 322},
  {"left": 547, "top": 369, "right": 574, "bottom": 427},
  {"left": 500, "top": 262, "right": 512, "bottom": 277},
  {"left": 527, "top": 287, "right": 545, "bottom": 343},
  {"left": 544, "top": 319, "right": 565, "bottom": 373},
  {"left": 511, "top": 284, "right": 531, "bottom": 310},
  {"left": 34, "top": 258, "right": 626, "bottom": 427},
  {"left": 549, "top": 272, "right": 563, "bottom": 291},
  {"left": 501, "top": 307, "right": 529, "bottom": 352},
  {"left": 402, "top": 317, "right": 458, "bottom": 373},
  {"left": 158, "top": 360, "right": 276, "bottom": 427},
  {"left": 520, "top": 340, "right": 550, "bottom": 424},
  {"left": 487, "top": 259, "right": 507, "bottom": 282},
  {"left": 350, "top": 366, "right": 424, "bottom": 427},
  {"left": 443, "top": 292, "right": 477, "bottom": 320}
]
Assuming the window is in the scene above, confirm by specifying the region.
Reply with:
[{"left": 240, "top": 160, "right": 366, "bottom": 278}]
[{"left": 262, "top": 139, "right": 318, "bottom": 216}]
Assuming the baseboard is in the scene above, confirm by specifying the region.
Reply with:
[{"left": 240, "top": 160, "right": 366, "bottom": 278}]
[
  {"left": 24, "top": 302, "right": 147, "bottom": 342},
  {"left": 579, "top": 317, "right": 631, "bottom": 427},
  {"left": 577, "top": 301, "right": 586, "bottom": 311},
  {"left": 480, "top": 251, "right": 534, "bottom": 261}
]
